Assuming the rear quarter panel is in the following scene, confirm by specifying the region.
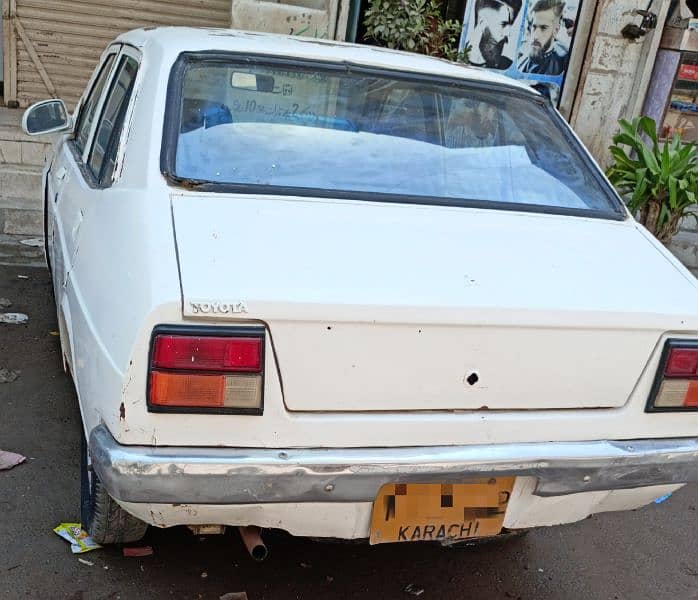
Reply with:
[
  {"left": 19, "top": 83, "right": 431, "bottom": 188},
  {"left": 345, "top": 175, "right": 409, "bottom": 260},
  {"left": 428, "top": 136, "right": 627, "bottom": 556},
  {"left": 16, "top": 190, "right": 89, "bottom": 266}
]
[{"left": 62, "top": 40, "right": 184, "bottom": 439}]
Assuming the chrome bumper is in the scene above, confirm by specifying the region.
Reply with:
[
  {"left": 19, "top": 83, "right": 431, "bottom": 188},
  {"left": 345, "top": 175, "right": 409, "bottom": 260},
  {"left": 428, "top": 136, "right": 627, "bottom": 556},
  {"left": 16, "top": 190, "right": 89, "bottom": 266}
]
[{"left": 89, "top": 425, "right": 698, "bottom": 505}]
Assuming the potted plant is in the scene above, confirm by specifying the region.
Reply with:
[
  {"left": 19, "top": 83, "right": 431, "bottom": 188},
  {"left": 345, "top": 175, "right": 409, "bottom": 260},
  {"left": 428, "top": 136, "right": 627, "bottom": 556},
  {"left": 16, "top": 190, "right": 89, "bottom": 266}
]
[
  {"left": 363, "top": 0, "right": 468, "bottom": 62},
  {"left": 606, "top": 116, "right": 698, "bottom": 244}
]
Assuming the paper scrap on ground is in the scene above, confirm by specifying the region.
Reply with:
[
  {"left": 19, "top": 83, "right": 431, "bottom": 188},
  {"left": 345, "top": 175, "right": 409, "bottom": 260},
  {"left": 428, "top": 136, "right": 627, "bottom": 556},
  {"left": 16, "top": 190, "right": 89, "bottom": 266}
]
[
  {"left": 19, "top": 238, "right": 43, "bottom": 247},
  {"left": 0, "top": 313, "right": 28, "bottom": 324},
  {"left": 0, "top": 450, "right": 25, "bottom": 470},
  {"left": 654, "top": 492, "right": 673, "bottom": 504},
  {"left": 122, "top": 546, "right": 153, "bottom": 557},
  {"left": 0, "top": 368, "right": 19, "bottom": 383},
  {"left": 404, "top": 584, "right": 425, "bottom": 597},
  {"left": 220, "top": 593, "right": 249, "bottom": 600},
  {"left": 53, "top": 523, "right": 101, "bottom": 554},
  {"left": 0, "top": 298, "right": 11, "bottom": 309}
]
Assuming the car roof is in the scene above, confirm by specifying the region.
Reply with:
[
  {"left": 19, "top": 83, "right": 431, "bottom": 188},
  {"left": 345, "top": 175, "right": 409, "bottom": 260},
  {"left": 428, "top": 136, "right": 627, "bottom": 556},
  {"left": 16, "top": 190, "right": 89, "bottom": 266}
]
[{"left": 116, "top": 27, "right": 537, "bottom": 95}]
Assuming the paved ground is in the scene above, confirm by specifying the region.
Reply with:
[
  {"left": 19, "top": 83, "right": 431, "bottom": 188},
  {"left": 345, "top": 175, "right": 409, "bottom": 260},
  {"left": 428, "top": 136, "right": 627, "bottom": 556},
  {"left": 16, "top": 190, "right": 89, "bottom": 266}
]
[{"left": 1, "top": 264, "right": 698, "bottom": 600}]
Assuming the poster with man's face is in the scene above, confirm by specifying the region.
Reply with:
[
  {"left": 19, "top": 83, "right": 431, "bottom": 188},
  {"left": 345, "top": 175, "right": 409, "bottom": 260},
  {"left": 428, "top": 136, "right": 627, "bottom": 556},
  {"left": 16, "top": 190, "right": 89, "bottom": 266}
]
[
  {"left": 463, "top": 0, "right": 524, "bottom": 70},
  {"left": 459, "top": 0, "right": 581, "bottom": 105}
]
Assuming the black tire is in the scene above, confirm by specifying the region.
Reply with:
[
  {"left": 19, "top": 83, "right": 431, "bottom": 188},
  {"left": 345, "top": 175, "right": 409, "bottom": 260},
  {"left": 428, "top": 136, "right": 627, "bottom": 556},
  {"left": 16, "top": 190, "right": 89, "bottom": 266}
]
[{"left": 80, "top": 429, "right": 148, "bottom": 545}]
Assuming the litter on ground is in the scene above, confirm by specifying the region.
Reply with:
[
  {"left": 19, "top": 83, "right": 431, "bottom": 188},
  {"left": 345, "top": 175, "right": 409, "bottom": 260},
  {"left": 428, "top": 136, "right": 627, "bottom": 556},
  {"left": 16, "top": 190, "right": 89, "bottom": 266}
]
[
  {"left": 0, "top": 313, "right": 28, "bottom": 324},
  {"left": 404, "top": 584, "right": 425, "bottom": 596},
  {"left": 77, "top": 558, "right": 94, "bottom": 566},
  {"left": 19, "top": 238, "right": 43, "bottom": 247},
  {"left": 0, "top": 298, "right": 11, "bottom": 309},
  {"left": 0, "top": 368, "right": 19, "bottom": 383},
  {"left": 53, "top": 523, "right": 101, "bottom": 554},
  {"left": 122, "top": 546, "right": 153, "bottom": 557},
  {"left": 0, "top": 450, "right": 25, "bottom": 470},
  {"left": 220, "top": 593, "right": 249, "bottom": 600}
]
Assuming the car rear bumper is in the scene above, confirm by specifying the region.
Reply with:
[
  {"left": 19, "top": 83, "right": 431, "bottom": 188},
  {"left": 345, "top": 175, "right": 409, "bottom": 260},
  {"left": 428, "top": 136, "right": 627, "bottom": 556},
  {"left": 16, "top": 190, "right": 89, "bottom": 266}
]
[{"left": 89, "top": 424, "right": 698, "bottom": 504}]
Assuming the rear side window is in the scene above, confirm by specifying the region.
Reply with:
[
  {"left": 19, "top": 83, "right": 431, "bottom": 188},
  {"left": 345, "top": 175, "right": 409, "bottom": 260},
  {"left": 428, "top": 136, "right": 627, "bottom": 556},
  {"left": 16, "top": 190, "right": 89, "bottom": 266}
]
[
  {"left": 74, "top": 54, "right": 116, "bottom": 155},
  {"left": 166, "top": 56, "right": 623, "bottom": 219},
  {"left": 88, "top": 56, "right": 139, "bottom": 185}
]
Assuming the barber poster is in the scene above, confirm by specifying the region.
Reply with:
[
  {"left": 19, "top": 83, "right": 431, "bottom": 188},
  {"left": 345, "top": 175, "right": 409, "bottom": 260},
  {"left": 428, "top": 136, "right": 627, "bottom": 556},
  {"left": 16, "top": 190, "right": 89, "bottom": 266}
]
[{"left": 459, "top": 0, "right": 582, "bottom": 105}]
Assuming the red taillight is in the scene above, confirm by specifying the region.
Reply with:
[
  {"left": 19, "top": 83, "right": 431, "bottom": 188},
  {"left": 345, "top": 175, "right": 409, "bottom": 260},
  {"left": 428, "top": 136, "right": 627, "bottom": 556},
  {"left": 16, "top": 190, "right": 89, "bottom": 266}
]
[
  {"left": 152, "top": 335, "right": 261, "bottom": 372},
  {"left": 648, "top": 342, "right": 698, "bottom": 411},
  {"left": 664, "top": 347, "right": 698, "bottom": 377},
  {"left": 148, "top": 330, "right": 264, "bottom": 413}
]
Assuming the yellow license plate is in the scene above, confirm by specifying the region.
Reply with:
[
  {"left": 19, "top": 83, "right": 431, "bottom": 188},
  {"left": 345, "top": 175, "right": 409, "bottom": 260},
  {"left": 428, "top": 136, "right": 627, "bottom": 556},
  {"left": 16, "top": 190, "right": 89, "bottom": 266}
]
[{"left": 369, "top": 478, "right": 515, "bottom": 545}]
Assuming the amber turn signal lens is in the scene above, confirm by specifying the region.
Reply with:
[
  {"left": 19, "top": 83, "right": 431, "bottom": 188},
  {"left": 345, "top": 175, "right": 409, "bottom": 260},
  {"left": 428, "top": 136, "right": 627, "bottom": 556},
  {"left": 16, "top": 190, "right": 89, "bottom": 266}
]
[{"left": 150, "top": 372, "right": 225, "bottom": 407}]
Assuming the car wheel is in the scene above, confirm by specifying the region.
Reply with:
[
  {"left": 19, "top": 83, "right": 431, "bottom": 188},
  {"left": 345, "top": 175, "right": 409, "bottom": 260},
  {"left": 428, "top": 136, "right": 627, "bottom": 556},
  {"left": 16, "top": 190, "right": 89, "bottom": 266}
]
[{"left": 80, "top": 429, "right": 148, "bottom": 545}]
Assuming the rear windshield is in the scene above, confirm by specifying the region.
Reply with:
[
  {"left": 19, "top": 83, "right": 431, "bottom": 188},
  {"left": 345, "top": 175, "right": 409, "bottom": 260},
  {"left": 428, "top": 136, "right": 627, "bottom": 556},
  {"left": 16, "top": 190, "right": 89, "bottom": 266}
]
[{"left": 167, "top": 56, "right": 622, "bottom": 218}]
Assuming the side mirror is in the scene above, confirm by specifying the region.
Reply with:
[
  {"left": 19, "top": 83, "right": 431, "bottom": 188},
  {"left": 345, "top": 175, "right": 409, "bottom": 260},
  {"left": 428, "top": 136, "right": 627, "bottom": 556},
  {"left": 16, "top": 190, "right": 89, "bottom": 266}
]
[{"left": 22, "top": 99, "right": 71, "bottom": 136}]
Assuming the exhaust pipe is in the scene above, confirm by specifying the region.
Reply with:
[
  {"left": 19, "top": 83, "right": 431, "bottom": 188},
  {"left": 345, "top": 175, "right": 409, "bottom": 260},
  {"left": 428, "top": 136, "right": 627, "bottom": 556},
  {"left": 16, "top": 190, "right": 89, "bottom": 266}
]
[{"left": 238, "top": 526, "right": 268, "bottom": 561}]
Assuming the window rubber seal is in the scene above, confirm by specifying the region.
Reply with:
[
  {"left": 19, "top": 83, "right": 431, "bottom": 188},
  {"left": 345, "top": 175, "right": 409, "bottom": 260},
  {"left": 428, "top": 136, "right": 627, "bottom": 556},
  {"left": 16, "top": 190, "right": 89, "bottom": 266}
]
[{"left": 160, "top": 51, "right": 627, "bottom": 222}]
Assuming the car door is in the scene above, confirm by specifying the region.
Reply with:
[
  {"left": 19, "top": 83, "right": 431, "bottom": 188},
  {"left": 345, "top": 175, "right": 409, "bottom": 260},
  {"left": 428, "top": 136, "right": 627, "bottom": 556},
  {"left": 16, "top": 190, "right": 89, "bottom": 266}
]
[
  {"left": 49, "top": 47, "right": 120, "bottom": 306},
  {"left": 53, "top": 47, "right": 140, "bottom": 389}
]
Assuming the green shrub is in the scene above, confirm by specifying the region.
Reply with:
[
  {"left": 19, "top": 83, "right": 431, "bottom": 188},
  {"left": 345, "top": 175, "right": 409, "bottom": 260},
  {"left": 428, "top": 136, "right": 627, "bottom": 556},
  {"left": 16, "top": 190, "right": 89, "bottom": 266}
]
[
  {"left": 607, "top": 116, "right": 698, "bottom": 244},
  {"left": 363, "top": 0, "right": 468, "bottom": 62}
]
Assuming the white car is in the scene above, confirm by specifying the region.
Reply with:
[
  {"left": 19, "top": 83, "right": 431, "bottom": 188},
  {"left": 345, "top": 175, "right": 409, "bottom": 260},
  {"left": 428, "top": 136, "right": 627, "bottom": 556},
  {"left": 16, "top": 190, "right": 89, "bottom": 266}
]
[{"left": 23, "top": 27, "right": 698, "bottom": 552}]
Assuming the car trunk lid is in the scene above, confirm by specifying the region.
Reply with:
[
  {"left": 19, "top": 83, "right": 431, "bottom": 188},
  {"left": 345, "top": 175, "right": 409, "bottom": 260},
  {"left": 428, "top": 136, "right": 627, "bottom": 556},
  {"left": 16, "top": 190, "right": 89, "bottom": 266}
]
[{"left": 171, "top": 192, "right": 698, "bottom": 412}]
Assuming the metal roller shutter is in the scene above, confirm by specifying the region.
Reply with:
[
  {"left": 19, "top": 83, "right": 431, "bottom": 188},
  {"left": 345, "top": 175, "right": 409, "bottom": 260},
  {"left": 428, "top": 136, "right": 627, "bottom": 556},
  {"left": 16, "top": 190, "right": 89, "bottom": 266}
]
[{"left": 3, "top": 0, "right": 231, "bottom": 108}]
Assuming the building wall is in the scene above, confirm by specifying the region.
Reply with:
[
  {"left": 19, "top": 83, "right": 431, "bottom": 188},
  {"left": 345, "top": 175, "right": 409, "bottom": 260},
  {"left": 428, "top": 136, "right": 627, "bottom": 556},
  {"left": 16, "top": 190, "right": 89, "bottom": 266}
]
[
  {"left": 3, "top": 0, "right": 232, "bottom": 109},
  {"left": 569, "top": 0, "right": 672, "bottom": 168}
]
